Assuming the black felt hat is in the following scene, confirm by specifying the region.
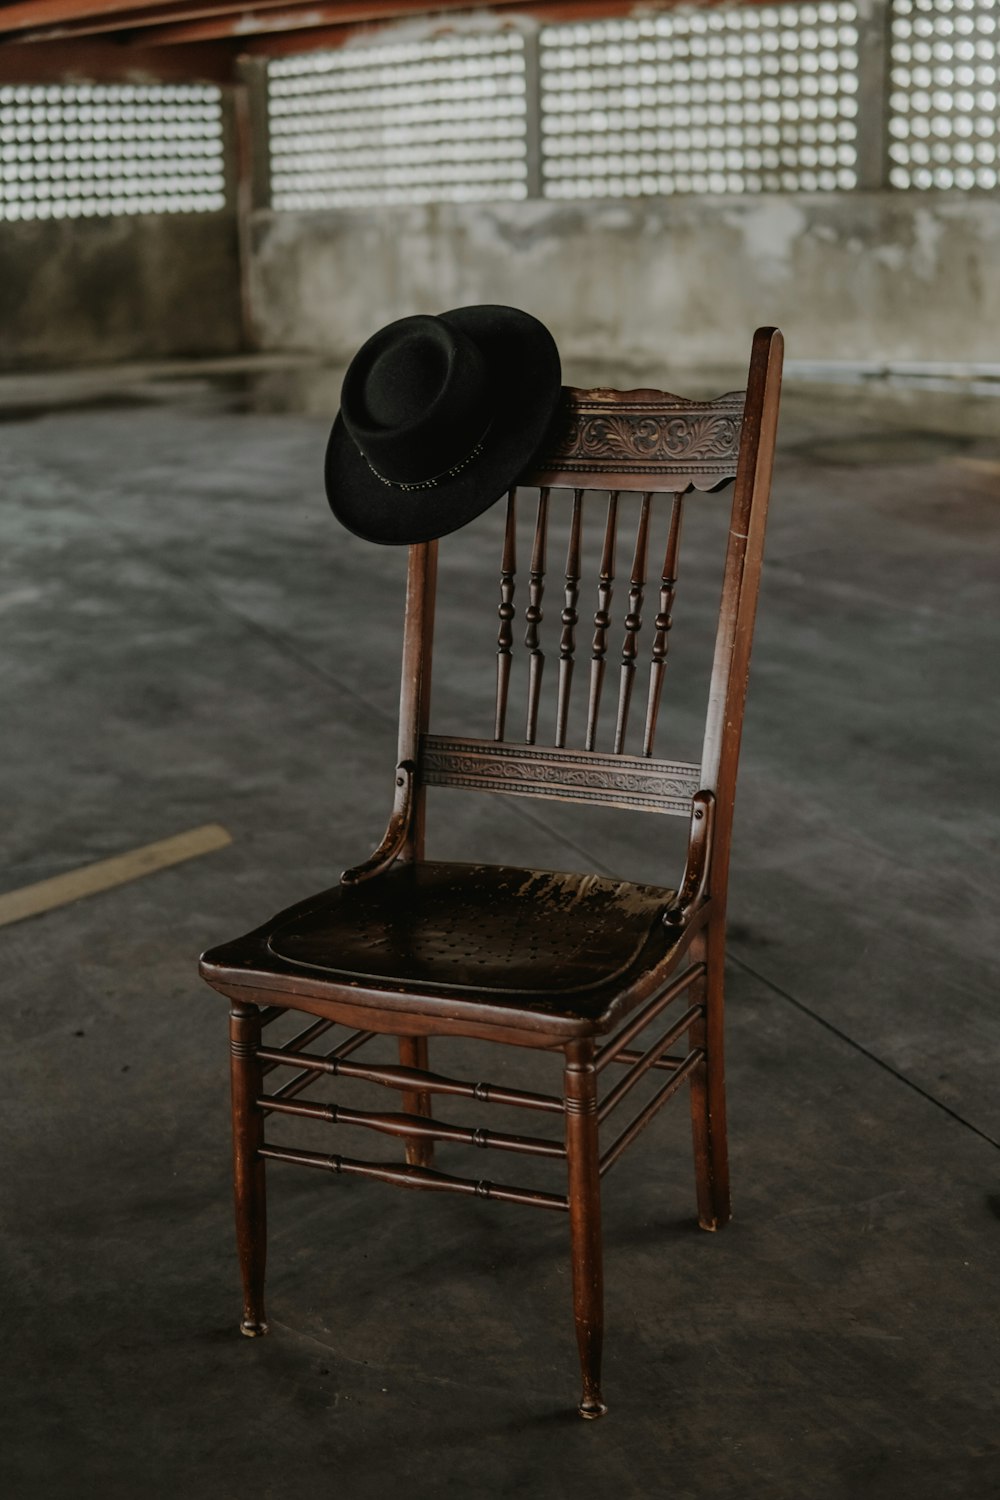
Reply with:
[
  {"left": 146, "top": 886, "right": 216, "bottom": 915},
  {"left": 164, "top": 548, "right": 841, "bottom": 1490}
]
[{"left": 325, "top": 304, "right": 562, "bottom": 545}]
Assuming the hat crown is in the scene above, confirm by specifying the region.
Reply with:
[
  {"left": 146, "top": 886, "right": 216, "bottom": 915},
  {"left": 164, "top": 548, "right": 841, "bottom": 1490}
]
[
  {"left": 366, "top": 330, "right": 451, "bottom": 430},
  {"left": 342, "top": 315, "right": 490, "bottom": 485}
]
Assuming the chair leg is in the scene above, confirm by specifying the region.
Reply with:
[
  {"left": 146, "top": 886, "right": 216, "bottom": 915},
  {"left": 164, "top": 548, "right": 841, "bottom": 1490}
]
[
  {"left": 229, "top": 1002, "right": 268, "bottom": 1337},
  {"left": 689, "top": 923, "right": 731, "bottom": 1231},
  {"left": 399, "top": 1035, "right": 434, "bottom": 1168},
  {"left": 564, "top": 1039, "right": 607, "bottom": 1420}
]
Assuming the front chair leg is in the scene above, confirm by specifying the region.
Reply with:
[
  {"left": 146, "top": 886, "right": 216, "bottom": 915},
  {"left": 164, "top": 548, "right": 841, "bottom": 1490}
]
[
  {"left": 399, "top": 1035, "right": 434, "bottom": 1167},
  {"left": 229, "top": 1002, "right": 268, "bottom": 1336},
  {"left": 564, "top": 1039, "right": 607, "bottom": 1420}
]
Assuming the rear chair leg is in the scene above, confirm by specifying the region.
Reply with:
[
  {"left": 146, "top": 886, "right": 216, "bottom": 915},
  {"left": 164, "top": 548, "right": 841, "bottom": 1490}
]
[
  {"left": 399, "top": 1035, "right": 434, "bottom": 1168},
  {"left": 229, "top": 1002, "right": 268, "bottom": 1336},
  {"left": 564, "top": 1039, "right": 607, "bottom": 1420},
  {"left": 689, "top": 925, "right": 731, "bottom": 1231}
]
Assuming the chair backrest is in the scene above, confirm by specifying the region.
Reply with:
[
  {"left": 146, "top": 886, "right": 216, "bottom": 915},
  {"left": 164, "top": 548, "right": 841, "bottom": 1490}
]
[{"left": 384, "top": 327, "right": 782, "bottom": 894}]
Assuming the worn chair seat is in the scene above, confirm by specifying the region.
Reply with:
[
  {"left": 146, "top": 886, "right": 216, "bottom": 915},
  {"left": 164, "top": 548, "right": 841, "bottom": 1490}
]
[{"left": 201, "top": 861, "right": 683, "bottom": 1029}]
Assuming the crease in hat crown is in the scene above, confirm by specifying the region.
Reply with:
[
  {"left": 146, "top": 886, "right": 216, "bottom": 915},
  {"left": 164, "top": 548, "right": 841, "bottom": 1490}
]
[{"left": 341, "top": 314, "right": 493, "bottom": 488}]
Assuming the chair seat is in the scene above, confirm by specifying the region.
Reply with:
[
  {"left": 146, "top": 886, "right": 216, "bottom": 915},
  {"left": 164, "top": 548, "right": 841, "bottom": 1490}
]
[{"left": 201, "top": 860, "right": 684, "bottom": 1027}]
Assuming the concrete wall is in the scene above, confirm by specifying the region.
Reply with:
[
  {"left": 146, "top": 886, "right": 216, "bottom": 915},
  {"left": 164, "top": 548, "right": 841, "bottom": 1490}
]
[
  {"left": 247, "top": 192, "right": 1000, "bottom": 376},
  {"left": 0, "top": 210, "right": 242, "bottom": 370},
  {"left": 6, "top": 186, "right": 995, "bottom": 375}
]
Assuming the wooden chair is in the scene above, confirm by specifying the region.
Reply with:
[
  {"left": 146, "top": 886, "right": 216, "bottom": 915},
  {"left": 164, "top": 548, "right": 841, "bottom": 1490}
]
[{"left": 200, "top": 326, "right": 783, "bottom": 1419}]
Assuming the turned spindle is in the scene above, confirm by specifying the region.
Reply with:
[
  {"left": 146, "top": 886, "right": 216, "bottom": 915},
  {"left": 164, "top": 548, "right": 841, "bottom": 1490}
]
[
  {"left": 494, "top": 490, "right": 517, "bottom": 740},
  {"left": 642, "top": 492, "right": 684, "bottom": 758},
  {"left": 524, "top": 488, "right": 549, "bottom": 745},
  {"left": 585, "top": 492, "right": 619, "bottom": 752},
  {"left": 555, "top": 490, "right": 584, "bottom": 749},
  {"left": 613, "top": 494, "right": 651, "bottom": 755}
]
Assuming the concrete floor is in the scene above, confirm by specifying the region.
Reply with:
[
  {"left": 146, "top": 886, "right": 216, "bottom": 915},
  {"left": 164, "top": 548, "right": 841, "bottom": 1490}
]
[{"left": 1, "top": 363, "right": 999, "bottom": 1499}]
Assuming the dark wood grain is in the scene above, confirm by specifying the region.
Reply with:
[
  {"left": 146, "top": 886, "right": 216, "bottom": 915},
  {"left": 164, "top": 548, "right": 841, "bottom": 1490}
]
[
  {"left": 398, "top": 1035, "right": 434, "bottom": 1168},
  {"left": 229, "top": 1001, "right": 268, "bottom": 1338},
  {"left": 256, "top": 1040, "right": 564, "bottom": 1113},
  {"left": 564, "top": 1039, "right": 606, "bottom": 1419},
  {"left": 259, "top": 1093, "right": 566, "bottom": 1159},
  {"left": 555, "top": 489, "right": 583, "bottom": 749},
  {"left": 643, "top": 491, "right": 684, "bottom": 758},
  {"left": 585, "top": 490, "right": 618, "bottom": 751},
  {"left": 198, "top": 330, "right": 784, "bottom": 1420},
  {"left": 597, "top": 1003, "right": 704, "bottom": 1123},
  {"left": 258, "top": 1143, "right": 569, "bottom": 1212},
  {"left": 528, "top": 386, "right": 745, "bottom": 494},
  {"left": 600, "top": 1050, "right": 705, "bottom": 1176},
  {"left": 258, "top": 1014, "right": 333, "bottom": 1074},
  {"left": 524, "top": 487, "right": 549, "bottom": 745},
  {"left": 613, "top": 491, "right": 651, "bottom": 755},
  {"left": 263, "top": 1027, "right": 375, "bottom": 1112},
  {"left": 494, "top": 489, "right": 517, "bottom": 741}
]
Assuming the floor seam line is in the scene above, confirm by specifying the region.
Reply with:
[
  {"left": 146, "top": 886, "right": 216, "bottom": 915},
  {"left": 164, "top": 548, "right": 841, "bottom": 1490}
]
[{"left": 730, "top": 952, "right": 1000, "bottom": 1152}]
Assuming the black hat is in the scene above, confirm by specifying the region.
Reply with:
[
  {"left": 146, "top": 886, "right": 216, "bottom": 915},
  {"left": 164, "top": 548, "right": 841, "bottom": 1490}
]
[{"left": 325, "top": 304, "right": 562, "bottom": 545}]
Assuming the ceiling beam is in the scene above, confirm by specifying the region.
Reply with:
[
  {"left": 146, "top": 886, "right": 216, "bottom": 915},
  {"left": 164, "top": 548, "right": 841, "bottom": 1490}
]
[
  {"left": 131, "top": 0, "right": 533, "bottom": 45},
  {"left": 0, "top": 0, "right": 543, "bottom": 36},
  {"left": 0, "top": 0, "right": 689, "bottom": 56},
  {"left": 6, "top": 0, "right": 339, "bottom": 42},
  {"left": 0, "top": 0, "right": 195, "bottom": 33},
  {"left": 0, "top": 36, "right": 238, "bottom": 81}
]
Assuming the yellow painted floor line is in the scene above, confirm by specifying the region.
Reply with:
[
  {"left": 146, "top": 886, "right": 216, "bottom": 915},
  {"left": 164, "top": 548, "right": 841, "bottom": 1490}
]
[
  {"left": 0, "top": 823, "right": 232, "bottom": 929},
  {"left": 954, "top": 456, "right": 1000, "bottom": 477}
]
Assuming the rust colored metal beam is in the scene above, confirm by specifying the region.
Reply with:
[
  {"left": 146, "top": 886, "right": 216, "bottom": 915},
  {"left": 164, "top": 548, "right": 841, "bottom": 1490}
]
[
  {"left": 259, "top": 1142, "right": 570, "bottom": 1211},
  {"left": 9, "top": 0, "right": 304, "bottom": 42},
  {"left": 0, "top": 37, "right": 237, "bottom": 82},
  {"left": 0, "top": 0, "right": 187, "bottom": 31},
  {"left": 0, "top": 0, "right": 543, "bottom": 30},
  {"left": 2, "top": 0, "right": 515, "bottom": 42},
  {"left": 109, "top": 0, "right": 532, "bottom": 46},
  {"left": 0, "top": 0, "right": 764, "bottom": 52}
]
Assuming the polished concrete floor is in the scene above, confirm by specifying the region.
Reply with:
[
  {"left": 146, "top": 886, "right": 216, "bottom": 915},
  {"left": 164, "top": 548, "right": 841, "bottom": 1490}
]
[{"left": 1, "top": 364, "right": 999, "bottom": 1499}]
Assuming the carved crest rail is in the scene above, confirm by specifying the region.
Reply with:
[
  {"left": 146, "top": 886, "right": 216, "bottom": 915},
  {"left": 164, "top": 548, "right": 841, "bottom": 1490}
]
[{"left": 528, "top": 386, "right": 746, "bottom": 494}]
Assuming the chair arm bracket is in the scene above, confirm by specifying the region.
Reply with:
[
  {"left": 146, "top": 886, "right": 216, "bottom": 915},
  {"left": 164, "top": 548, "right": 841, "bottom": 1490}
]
[
  {"left": 341, "top": 760, "right": 416, "bottom": 885},
  {"left": 662, "top": 790, "right": 715, "bottom": 929}
]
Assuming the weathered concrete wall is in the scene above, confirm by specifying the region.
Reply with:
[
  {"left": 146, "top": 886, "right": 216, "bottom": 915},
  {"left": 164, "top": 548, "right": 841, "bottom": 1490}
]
[
  {"left": 247, "top": 192, "right": 1000, "bottom": 374},
  {"left": 0, "top": 212, "right": 242, "bottom": 369}
]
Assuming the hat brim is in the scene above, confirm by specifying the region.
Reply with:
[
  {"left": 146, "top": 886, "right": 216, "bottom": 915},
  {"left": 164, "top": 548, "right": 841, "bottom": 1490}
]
[{"left": 325, "top": 305, "right": 562, "bottom": 546}]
